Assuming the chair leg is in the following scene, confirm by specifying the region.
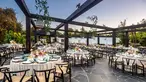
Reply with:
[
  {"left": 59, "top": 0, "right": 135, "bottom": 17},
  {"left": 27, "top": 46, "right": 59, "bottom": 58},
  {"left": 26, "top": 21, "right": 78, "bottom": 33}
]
[
  {"left": 143, "top": 66, "right": 145, "bottom": 76},
  {"left": 69, "top": 70, "right": 71, "bottom": 82},
  {"left": 62, "top": 74, "right": 64, "bottom": 82},
  {"left": 54, "top": 75, "right": 56, "bottom": 82},
  {"left": 94, "top": 58, "right": 96, "bottom": 64},
  {"left": 122, "top": 63, "right": 125, "bottom": 73},
  {"left": 108, "top": 56, "right": 111, "bottom": 65},
  {"left": 136, "top": 64, "right": 137, "bottom": 75},
  {"left": 74, "top": 58, "right": 76, "bottom": 66},
  {"left": 115, "top": 62, "right": 117, "bottom": 69},
  {"left": 81, "top": 58, "right": 83, "bottom": 66},
  {"left": 132, "top": 65, "right": 134, "bottom": 75}
]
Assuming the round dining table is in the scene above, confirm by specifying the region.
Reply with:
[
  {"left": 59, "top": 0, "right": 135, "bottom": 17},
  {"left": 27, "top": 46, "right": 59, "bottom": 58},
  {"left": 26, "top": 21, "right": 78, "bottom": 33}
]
[
  {"left": 9, "top": 54, "right": 63, "bottom": 76},
  {"left": 66, "top": 49, "right": 90, "bottom": 64},
  {"left": 115, "top": 52, "right": 146, "bottom": 65}
]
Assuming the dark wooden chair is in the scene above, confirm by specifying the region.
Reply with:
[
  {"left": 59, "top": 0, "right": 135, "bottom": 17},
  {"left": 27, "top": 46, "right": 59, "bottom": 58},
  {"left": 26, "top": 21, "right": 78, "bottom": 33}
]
[
  {"left": 110, "top": 56, "right": 123, "bottom": 69},
  {"left": 84, "top": 54, "right": 95, "bottom": 66},
  {"left": 122, "top": 58, "right": 136, "bottom": 75},
  {"left": 2, "top": 69, "right": 30, "bottom": 82},
  {"left": 0, "top": 67, "right": 9, "bottom": 81},
  {"left": 55, "top": 63, "right": 71, "bottom": 82},
  {"left": 33, "top": 68, "right": 55, "bottom": 82},
  {"left": 136, "top": 59, "right": 146, "bottom": 76}
]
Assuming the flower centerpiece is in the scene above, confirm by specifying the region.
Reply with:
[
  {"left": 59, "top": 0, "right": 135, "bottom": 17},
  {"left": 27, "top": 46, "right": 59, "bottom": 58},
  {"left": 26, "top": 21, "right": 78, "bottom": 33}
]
[
  {"left": 10, "top": 40, "right": 16, "bottom": 44},
  {"left": 75, "top": 47, "right": 82, "bottom": 52},
  {"left": 30, "top": 49, "right": 47, "bottom": 59},
  {"left": 127, "top": 47, "right": 139, "bottom": 55}
]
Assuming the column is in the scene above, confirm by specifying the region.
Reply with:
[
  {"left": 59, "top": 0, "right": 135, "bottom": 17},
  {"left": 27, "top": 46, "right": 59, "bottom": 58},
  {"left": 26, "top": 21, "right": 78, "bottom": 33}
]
[
  {"left": 125, "top": 31, "right": 129, "bottom": 47},
  {"left": 26, "top": 17, "right": 31, "bottom": 53},
  {"left": 34, "top": 28, "right": 37, "bottom": 43},
  {"left": 112, "top": 30, "right": 116, "bottom": 46},
  {"left": 86, "top": 33, "right": 89, "bottom": 46},
  {"left": 64, "top": 24, "right": 68, "bottom": 52},
  {"left": 48, "top": 36, "right": 51, "bottom": 43},
  {"left": 54, "top": 30, "right": 57, "bottom": 42},
  {"left": 97, "top": 34, "right": 100, "bottom": 44}
]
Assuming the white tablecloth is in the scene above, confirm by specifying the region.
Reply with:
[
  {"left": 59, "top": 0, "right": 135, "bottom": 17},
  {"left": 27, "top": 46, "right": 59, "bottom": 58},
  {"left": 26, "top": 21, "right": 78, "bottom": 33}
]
[
  {"left": 116, "top": 53, "right": 146, "bottom": 65},
  {"left": 10, "top": 57, "right": 62, "bottom": 76},
  {"left": 67, "top": 50, "right": 89, "bottom": 59}
]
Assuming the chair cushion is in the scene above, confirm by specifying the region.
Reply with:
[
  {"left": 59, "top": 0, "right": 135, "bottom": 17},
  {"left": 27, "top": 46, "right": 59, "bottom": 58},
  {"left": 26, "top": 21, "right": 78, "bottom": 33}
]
[
  {"left": 36, "top": 74, "right": 54, "bottom": 82},
  {"left": 6, "top": 76, "right": 31, "bottom": 82},
  {"left": 0, "top": 72, "right": 4, "bottom": 80},
  {"left": 137, "top": 62, "right": 146, "bottom": 68},
  {"left": 56, "top": 66, "right": 67, "bottom": 74}
]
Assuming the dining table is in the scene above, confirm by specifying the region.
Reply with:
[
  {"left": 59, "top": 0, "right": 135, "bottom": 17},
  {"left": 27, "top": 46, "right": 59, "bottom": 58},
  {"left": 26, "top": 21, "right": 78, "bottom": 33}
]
[
  {"left": 9, "top": 54, "right": 63, "bottom": 76},
  {"left": 66, "top": 49, "right": 90, "bottom": 64},
  {"left": 115, "top": 52, "right": 146, "bottom": 65}
]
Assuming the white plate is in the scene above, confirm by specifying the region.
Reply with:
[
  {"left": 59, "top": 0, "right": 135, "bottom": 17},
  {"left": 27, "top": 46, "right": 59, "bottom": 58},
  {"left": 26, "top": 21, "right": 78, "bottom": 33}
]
[
  {"left": 22, "top": 61, "right": 32, "bottom": 64},
  {"left": 49, "top": 59, "right": 58, "bottom": 61},
  {"left": 14, "top": 56, "right": 22, "bottom": 59},
  {"left": 37, "top": 60, "right": 46, "bottom": 64}
]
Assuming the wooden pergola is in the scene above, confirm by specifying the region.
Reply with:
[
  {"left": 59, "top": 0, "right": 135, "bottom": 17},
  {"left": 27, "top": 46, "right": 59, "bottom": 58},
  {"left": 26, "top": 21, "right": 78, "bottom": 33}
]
[{"left": 15, "top": 0, "right": 146, "bottom": 53}]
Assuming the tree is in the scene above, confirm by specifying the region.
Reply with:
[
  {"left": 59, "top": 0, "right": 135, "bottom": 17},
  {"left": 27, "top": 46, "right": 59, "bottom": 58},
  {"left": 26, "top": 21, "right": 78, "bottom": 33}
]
[
  {"left": 16, "top": 22, "right": 23, "bottom": 32},
  {"left": 87, "top": 15, "right": 98, "bottom": 36},
  {"left": 0, "top": 7, "right": 24, "bottom": 44},
  {"left": 117, "top": 19, "right": 127, "bottom": 45},
  {"left": 80, "top": 26, "right": 87, "bottom": 37},
  {"left": 68, "top": 28, "right": 74, "bottom": 37},
  {"left": 0, "top": 8, "right": 17, "bottom": 31}
]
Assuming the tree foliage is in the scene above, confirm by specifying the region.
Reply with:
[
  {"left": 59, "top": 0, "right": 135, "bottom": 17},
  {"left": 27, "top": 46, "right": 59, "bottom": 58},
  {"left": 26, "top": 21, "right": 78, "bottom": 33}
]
[
  {"left": 35, "top": 0, "right": 51, "bottom": 32},
  {"left": 117, "top": 19, "right": 127, "bottom": 45},
  {"left": 118, "top": 19, "right": 146, "bottom": 46},
  {"left": 0, "top": 8, "right": 25, "bottom": 44},
  {"left": 87, "top": 15, "right": 98, "bottom": 36}
]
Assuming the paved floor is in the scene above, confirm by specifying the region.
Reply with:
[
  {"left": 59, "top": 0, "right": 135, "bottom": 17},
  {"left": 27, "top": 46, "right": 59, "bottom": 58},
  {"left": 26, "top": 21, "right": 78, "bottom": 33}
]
[{"left": 71, "top": 58, "right": 146, "bottom": 82}]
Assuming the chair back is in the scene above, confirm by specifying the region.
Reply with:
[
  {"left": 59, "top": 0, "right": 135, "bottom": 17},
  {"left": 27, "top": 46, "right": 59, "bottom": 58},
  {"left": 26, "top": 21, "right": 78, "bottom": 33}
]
[
  {"left": 0, "top": 67, "right": 9, "bottom": 80},
  {"left": 139, "top": 59, "right": 146, "bottom": 67},
  {"left": 2, "top": 69, "right": 29, "bottom": 82},
  {"left": 33, "top": 68, "right": 55, "bottom": 82},
  {"left": 55, "top": 63, "right": 71, "bottom": 75},
  {"left": 122, "top": 57, "right": 135, "bottom": 66}
]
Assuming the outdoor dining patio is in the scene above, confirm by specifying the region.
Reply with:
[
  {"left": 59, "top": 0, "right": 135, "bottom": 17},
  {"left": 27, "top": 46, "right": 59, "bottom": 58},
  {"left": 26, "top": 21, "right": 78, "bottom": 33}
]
[{"left": 1, "top": 0, "right": 146, "bottom": 82}]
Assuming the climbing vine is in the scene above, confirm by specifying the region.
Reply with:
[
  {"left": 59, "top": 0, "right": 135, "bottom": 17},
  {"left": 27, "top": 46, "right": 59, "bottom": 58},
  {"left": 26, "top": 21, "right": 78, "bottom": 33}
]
[{"left": 35, "top": 0, "right": 52, "bottom": 32}]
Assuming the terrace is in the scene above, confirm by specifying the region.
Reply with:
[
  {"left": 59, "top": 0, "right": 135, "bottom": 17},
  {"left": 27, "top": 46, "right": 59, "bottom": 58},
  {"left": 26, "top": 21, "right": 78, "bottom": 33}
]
[{"left": 0, "top": 0, "right": 146, "bottom": 82}]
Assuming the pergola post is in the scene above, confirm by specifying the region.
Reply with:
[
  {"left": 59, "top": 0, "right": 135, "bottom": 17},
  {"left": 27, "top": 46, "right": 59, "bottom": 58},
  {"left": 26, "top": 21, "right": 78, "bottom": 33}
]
[
  {"left": 54, "top": 30, "right": 57, "bottom": 42},
  {"left": 64, "top": 24, "right": 68, "bottom": 52},
  {"left": 34, "top": 28, "right": 37, "bottom": 43},
  {"left": 97, "top": 34, "right": 100, "bottom": 44},
  {"left": 38, "top": 36, "right": 41, "bottom": 41},
  {"left": 86, "top": 33, "right": 89, "bottom": 46},
  {"left": 26, "top": 16, "right": 31, "bottom": 53},
  {"left": 125, "top": 31, "right": 129, "bottom": 47},
  {"left": 48, "top": 36, "right": 51, "bottom": 43},
  {"left": 112, "top": 30, "right": 116, "bottom": 46}
]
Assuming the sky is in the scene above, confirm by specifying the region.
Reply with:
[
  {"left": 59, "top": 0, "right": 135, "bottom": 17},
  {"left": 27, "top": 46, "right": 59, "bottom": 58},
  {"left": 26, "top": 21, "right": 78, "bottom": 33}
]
[{"left": 0, "top": 0, "right": 146, "bottom": 31}]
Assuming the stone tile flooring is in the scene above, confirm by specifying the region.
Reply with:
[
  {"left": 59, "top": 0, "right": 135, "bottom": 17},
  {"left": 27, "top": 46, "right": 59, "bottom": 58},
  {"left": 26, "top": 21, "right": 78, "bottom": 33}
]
[{"left": 71, "top": 58, "right": 146, "bottom": 82}]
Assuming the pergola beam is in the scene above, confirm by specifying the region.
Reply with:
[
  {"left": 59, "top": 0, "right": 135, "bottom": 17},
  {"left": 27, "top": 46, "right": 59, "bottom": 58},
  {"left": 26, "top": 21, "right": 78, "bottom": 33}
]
[
  {"left": 115, "top": 23, "right": 146, "bottom": 30},
  {"left": 54, "top": 0, "right": 103, "bottom": 30},
  {"left": 15, "top": 0, "right": 30, "bottom": 17},
  {"left": 30, "top": 14, "right": 113, "bottom": 30},
  {"left": 50, "top": 28, "right": 86, "bottom": 33},
  {"left": 98, "top": 28, "right": 146, "bottom": 35},
  {"left": 95, "top": 29, "right": 112, "bottom": 32}
]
